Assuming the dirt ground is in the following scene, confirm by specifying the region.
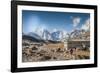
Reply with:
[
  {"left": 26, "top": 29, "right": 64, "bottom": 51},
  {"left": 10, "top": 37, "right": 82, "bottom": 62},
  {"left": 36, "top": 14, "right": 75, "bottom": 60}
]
[{"left": 22, "top": 43, "right": 90, "bottom": 62}]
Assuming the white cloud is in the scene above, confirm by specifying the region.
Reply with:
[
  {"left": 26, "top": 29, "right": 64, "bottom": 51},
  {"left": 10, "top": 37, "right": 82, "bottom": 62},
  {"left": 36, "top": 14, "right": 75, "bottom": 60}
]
[
  {"left": 35, "top": 25, "right": 47, "bottom": 36},
  {"left": 52, "top": 28, "right": 57, "bottom": 32},
  {"left": 25, "top": 16, "right": 40, "bottom": 33},
  {"left": 81, "top": 18, "right": 90, "bottom": 31},
  {"left": 72, "top": 17, "right": 81, "bottom": 27}
]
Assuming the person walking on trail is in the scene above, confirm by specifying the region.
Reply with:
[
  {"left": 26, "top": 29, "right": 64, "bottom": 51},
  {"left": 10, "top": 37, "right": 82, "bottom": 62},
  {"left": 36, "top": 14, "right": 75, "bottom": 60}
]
[
  {"left": 70, "top": 48, "right": 75, "bottom": 59},
  {"left": 70, "top": 48, "right": 73, "bottom": 55}
]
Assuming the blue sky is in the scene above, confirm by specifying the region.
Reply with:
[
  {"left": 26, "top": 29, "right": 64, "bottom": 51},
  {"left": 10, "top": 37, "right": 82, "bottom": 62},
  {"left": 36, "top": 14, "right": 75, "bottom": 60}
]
[{"left": 22, "top": 10, "right": 90, "bottom": 33}]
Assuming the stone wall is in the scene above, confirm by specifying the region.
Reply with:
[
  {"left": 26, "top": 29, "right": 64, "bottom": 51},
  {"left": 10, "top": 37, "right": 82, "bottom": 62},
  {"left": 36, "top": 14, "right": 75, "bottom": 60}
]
[{"left": 67, "top": 40, "right": 90, "bottom": 49}]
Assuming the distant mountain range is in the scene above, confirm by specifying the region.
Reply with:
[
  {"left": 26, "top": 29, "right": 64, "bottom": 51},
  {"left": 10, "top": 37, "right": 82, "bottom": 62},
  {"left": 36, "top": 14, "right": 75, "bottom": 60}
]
[
  {"left": 22, "top": 29, "right": 65, "bottom": 44},
  {"left": 51, "top": 31, "right": 63, "bottom": 41},
  {"left": 42, "top": 29, "right": 51, "bottom": 40},
  {"left": 23, "top": 29, "right": 90, "bottom": 42},
  {"left": 22, "top": 34, "right": 45, "bottom": 43},
  {"left": 69, "top": 29, "right": 90, "bottom": 40},
  {"left": 41, "top": 29, "right": 64, "bottom": 41},
  {"left": 28, "top": 32, "right": 42, "bottom": 40}
]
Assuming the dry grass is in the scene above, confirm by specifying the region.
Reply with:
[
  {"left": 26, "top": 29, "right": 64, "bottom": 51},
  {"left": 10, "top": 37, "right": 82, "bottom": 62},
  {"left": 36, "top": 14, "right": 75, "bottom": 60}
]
[
  {"left": 22, "top": 43, "right": 90, "bottom": 62},
  {"left": 43, "top": 43, "right": 64, "bottom": 48}
]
